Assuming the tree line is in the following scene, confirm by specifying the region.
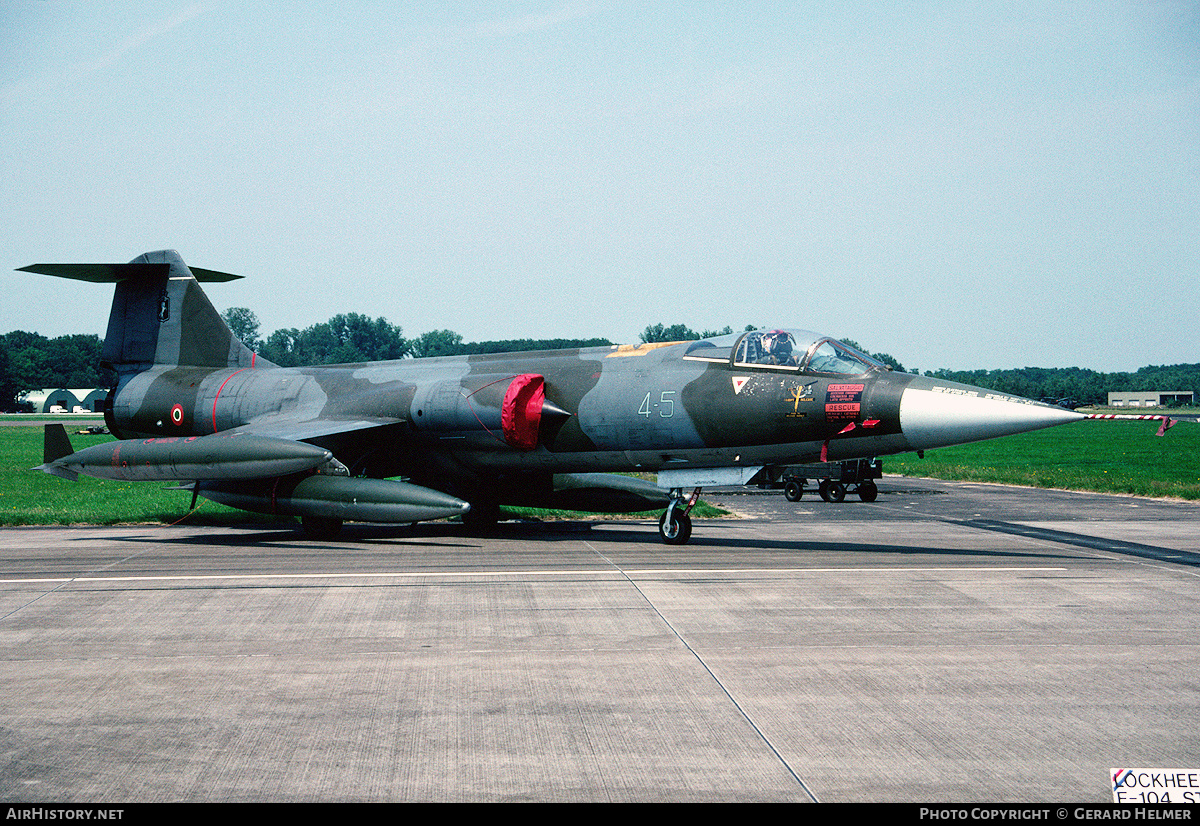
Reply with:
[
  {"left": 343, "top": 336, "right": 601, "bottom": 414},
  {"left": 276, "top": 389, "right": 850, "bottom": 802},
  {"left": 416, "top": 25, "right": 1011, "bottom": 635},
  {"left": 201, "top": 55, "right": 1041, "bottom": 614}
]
[
  {"left": 1, "top": 311, "right": 1196, "bottom": 411},
  {"left": 924, "top": 364, "right": 1200, "bottom": 407},
  {"left": 0, "top": 331, "right": 107, "bottom": 411}
]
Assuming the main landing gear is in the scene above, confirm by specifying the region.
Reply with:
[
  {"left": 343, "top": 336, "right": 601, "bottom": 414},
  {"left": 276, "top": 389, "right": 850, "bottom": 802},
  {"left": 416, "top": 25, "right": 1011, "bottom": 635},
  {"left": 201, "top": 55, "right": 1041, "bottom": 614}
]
[
  {"left": 659, "top": 487, "right": 701, "bottom": 545},
  {"left": 461, "top": 499, "right": 501, "bottom": 533},
  {"left": 301, "top": 515, "right": 344, "bottom": 539}
]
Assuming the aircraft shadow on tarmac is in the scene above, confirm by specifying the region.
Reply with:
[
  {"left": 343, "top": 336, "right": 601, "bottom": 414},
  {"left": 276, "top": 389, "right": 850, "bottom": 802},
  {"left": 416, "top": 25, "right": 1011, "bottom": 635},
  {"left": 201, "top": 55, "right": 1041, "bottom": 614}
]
[{"left": 100, "top": 518, "right": 1098, "bottom": 563}]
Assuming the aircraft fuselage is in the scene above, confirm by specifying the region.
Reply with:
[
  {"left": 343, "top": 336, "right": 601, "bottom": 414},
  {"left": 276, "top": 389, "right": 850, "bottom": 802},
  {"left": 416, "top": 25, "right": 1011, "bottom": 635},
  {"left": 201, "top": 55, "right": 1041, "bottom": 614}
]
[{"left": 103, "top": 331, "right": 1071, "bottom": 493}]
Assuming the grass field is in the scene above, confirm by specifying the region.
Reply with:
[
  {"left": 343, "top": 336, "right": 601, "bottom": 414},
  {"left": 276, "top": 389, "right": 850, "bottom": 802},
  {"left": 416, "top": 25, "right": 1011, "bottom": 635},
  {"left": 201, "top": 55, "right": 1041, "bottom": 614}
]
[
  {"left": 0, "top": 418, "right": 1194, "bottom": 525},
  {"left": 888, "top": 418, "right": 1199, "bottom": 499},
  {"left": 0, "top": 427, "right": 261, "bottom": 526}
]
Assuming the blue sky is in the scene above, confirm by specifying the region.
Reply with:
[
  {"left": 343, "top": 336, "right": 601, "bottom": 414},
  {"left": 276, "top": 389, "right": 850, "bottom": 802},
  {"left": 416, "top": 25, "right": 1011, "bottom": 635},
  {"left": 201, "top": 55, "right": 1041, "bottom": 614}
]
[{"left": 2, "top": 1, "right": 1197, "bottom": 372}]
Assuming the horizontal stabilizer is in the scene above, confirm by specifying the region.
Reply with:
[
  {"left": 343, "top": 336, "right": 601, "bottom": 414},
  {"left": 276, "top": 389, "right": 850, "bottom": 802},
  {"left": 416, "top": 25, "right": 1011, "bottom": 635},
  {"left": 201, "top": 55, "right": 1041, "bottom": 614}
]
[{"left": 17, "top": 262, "right": 243, "bottom": 283}]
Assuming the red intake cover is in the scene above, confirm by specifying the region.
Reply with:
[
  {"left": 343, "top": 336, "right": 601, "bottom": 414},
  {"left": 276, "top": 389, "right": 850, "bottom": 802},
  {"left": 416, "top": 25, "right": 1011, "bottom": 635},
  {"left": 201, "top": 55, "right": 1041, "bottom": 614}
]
[{"left": 501, "top": 374, "right": 546, "bottom": 451}]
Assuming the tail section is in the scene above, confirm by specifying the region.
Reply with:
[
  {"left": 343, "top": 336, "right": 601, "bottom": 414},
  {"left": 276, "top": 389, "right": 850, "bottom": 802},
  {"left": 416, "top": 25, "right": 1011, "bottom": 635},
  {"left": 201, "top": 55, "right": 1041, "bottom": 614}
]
[{"left": 18, "top": 250, "right": 267, "bottom": 373}]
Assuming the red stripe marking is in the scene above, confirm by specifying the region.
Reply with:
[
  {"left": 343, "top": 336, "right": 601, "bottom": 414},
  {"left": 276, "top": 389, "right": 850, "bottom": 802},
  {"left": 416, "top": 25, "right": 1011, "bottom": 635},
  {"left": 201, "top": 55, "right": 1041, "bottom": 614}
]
[{"left": 212, "top": 369, "right": 246, "bottom": 433}]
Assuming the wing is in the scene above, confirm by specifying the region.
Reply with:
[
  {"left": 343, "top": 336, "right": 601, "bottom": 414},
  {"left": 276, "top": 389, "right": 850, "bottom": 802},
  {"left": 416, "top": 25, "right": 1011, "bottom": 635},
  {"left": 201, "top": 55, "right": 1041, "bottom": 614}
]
[{"left": 221, "top": 412, "right": 405, "bottom": 444}]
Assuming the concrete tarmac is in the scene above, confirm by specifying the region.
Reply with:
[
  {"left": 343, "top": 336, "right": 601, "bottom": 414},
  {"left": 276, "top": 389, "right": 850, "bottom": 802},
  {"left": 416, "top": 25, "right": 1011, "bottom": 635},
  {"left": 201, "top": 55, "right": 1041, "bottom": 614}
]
[{"left": 1, "top": 478, "right": 1197, "bottom": 802}]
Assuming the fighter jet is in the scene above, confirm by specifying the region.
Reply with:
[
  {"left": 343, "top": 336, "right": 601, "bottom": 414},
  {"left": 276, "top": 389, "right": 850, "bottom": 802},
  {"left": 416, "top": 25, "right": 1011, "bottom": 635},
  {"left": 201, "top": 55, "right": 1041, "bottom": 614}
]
[{"left": 21, "top": 250, "right": 1083, "bottom": 543}]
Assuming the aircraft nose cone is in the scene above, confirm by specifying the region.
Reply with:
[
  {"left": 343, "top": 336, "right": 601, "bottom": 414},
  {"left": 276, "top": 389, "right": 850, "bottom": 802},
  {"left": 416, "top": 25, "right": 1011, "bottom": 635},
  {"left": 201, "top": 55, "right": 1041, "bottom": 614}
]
[{"left": 899, "top": 378, "right": 1085, "bottom": 452}]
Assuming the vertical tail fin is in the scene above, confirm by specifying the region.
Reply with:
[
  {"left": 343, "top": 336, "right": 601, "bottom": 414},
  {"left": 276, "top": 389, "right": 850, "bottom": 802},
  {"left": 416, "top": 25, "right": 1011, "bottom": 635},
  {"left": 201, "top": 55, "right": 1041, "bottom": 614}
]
[
  {"left": 18, "top": 250, "right": 270, "bottom": 372},
  {"left": 43, "top": 423, "right": 74, "bottom": 463}
]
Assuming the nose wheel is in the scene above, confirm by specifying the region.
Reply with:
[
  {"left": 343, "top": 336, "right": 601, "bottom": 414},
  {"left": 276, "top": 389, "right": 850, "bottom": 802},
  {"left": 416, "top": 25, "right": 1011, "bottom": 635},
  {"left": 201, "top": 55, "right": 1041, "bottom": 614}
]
[{"left": 659, "top": 487, "right": 700, "bottom": 544}]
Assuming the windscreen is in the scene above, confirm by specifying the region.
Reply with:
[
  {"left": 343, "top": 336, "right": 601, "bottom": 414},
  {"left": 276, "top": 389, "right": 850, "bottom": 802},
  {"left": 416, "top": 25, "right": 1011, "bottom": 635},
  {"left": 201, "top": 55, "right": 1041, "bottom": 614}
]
[{"left": 803, "top": 339, "right": 881, "bottom": 375}]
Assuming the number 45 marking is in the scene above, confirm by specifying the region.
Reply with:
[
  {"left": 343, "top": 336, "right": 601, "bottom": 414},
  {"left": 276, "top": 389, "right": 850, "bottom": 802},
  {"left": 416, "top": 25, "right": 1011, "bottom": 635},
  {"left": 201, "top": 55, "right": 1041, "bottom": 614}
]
[{"left": 639, "top": 390, "right": 675, "bottom": 418}]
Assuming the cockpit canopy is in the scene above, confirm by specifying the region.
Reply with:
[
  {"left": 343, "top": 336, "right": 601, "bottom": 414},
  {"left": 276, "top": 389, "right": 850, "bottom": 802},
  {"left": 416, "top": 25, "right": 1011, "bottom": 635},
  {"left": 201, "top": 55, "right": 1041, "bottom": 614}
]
[{"left": 684, "top": 329, "right": 885, "bottom": 376}]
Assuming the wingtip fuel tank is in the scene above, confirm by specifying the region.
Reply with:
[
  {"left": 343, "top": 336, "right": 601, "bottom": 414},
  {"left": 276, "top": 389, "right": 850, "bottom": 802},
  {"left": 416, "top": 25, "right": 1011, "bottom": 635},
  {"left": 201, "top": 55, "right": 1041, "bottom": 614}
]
[{"left": 39, "top": 427, "right": 335, "bottom": 482}]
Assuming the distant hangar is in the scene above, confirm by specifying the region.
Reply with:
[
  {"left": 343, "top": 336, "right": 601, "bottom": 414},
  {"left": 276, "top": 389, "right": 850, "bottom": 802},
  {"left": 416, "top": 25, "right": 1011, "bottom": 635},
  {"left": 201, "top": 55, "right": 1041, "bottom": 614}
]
[
  {"left": 17, "top": 388, "right": 106, "bottom": 413},
  {"left": 1107, "top": 390, "right": 1195, "bottom": 408}
]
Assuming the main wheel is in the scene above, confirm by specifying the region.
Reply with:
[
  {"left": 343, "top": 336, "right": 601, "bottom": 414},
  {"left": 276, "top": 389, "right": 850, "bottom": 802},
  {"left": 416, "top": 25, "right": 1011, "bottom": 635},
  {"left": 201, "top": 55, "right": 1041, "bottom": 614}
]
[
  {"left": 301, "top": 515, "right": 343, "bottom": 539},
  {"left": 462, "top": 500, "right": 501, "bottom": 533},
  {"left": 658, "top": 509, "right": 692, "bottom": 545},
  {"left": 784, "top": 481, "right": 803, "bottom": 502},
  {"left": 858, "top": 479, "right": 879, "bottom": 502}
]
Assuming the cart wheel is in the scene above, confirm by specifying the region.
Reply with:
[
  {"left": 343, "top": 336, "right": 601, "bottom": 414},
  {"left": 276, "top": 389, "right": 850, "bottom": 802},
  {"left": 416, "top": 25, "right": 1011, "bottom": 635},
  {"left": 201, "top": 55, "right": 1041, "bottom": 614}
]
[
  {"left": 818, "top": 480, "right": 831, "bottom": 502},
  {"left": 784, "top": 481, "right": 803, "bottom": 502},
  {"left": 858, "top": 479, "right": 878, "bottom": 502},
  {"left": 827, "top": 482, "right": 846, "bottom": 503}
]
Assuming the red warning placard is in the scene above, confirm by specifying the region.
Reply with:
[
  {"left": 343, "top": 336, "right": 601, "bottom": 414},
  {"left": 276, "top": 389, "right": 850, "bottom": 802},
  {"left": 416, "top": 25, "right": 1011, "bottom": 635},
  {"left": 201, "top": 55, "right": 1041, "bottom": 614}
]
[{"left": 825, "top": 384, "right": 864, "bottom": 420}]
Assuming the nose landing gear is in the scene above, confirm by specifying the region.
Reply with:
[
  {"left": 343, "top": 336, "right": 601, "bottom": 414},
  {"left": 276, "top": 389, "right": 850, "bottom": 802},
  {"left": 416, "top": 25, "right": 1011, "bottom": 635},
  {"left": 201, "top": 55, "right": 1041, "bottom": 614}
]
[{"left": 659, "top": 486, "right": 701, "bottom": 544}]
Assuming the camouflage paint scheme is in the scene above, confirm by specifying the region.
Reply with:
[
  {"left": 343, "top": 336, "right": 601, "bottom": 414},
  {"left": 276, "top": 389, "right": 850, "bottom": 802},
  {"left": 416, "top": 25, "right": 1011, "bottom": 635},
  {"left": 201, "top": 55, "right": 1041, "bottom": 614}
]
[{"left": 22, "top": 250, "right": 1083, "bottom": 542}]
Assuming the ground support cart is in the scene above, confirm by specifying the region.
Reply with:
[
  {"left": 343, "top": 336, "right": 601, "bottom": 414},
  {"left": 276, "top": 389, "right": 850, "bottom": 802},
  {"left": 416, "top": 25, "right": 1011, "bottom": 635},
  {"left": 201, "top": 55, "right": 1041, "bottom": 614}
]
[{"left": 760, "top": 458, "right": 882, "bottom": 503}]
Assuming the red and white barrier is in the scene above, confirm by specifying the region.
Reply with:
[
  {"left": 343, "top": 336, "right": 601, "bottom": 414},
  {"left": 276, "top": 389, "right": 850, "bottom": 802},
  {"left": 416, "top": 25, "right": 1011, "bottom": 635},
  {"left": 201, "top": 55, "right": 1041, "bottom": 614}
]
[{"left": 1086, "top": 413, "right": 1176, "bottom": 435}]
